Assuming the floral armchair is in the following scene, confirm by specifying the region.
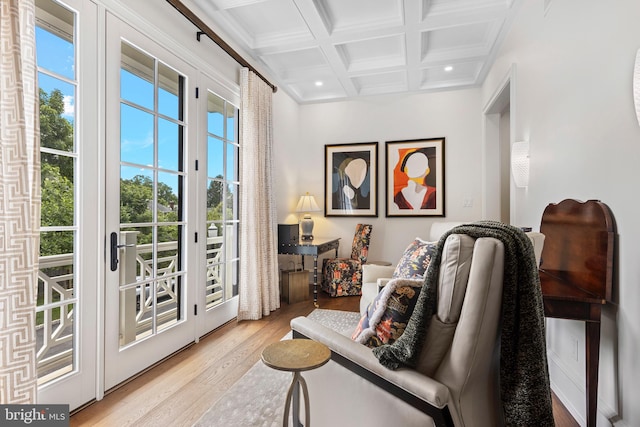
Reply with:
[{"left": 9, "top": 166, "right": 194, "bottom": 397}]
[{"left": 321, "top": 224, "right": 372, "bottom": 297}]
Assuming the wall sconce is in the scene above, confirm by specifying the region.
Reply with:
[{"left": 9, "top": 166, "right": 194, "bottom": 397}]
[
  {"left": 295, "top": 192, "right": 321, "bottom": 241},
  {"left": 634, "top": 48, "right": 640, "bottom": 127},
  {"left": 511, "top": 141, "right": 530, "bottom": 188}
]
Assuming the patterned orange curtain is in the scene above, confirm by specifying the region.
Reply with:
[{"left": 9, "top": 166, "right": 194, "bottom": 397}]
[{"left": 0, "top": 0, "right": 40, "bottom": 403}]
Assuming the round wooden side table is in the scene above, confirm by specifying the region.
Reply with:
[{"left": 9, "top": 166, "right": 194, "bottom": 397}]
[{"left": 261, "top": 339, "right": 331, "bottom": 427}]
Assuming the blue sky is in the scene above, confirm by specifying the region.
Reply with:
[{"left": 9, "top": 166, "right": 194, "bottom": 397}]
[
  {"left": 36, "top": 27, "right": 74, "bottom": 120},
  {"left": 36, "top": 25, "right": 235, "bottom": 193}
]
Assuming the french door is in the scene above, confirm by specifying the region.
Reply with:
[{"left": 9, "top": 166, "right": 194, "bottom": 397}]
[
  {"left": 103, "top": 15, "right": 197, "bottom": 390},
  {"left": 35, "top": 0, "right": 100, "bottom": 410},
  {"left": 35, "top": 4, "right": 242, "bottom": 405},
  {"left": 196, "top": 76, "right": 240, "bottom": 337}
]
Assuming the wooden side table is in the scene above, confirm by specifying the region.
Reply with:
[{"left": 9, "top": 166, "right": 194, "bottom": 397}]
[
  {"left": 261, "top": 339, "right": 331, "bottom": 427},
  {"left": 538, "top": 199, "right": 616, "bottom": 427}
]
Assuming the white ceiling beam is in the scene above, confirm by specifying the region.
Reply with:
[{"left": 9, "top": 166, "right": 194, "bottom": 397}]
[{"left": 293, "top": 0, "right": 359, "bottom": 97}]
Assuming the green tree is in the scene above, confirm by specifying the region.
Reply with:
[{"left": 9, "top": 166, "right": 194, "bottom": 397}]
[
  {"left": 41, "top": 162, "right": 74, "bottom": 227},
  {"left": 207, "top": 176, "right": 234, "bottom": 221},
  {"left": 120, "top": 175, "right": 153, "bottom": 226},
  {"left": 40, "top": 163, "right": 74, "bottom": 254},
  {"left": 39, "top": 87, "right": 181, "bottom": 255},
  {"left": 120, "top": 175, "right": 179, "bottom": 245},
  {"left": 40, "top": 88, "right": 75, "bottom": 256},
  {"left": 39, "top": 88, "right": 74, "bottom": 178},
  {"left": 207, "top": 176, "right": 223, "bottom": 210}
]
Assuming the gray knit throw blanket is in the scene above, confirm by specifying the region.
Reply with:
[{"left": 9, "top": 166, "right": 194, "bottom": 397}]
[{"left": 373, "top": 221, "right": 555, "bottom": 426}]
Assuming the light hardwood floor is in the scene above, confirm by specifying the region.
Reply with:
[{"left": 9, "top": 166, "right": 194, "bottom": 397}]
[{"left": 71, "top": 292, "right": 578, "bottom": 427}]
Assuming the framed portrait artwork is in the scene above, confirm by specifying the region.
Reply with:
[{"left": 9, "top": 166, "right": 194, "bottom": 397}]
[
  {"left": 385, "top": 138, "right": 445, "bottom": 217},
  {"left": 324, "top": 142, "right": 378, "bottom": 217}
]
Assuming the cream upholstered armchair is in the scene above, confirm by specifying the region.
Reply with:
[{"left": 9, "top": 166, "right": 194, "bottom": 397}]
[
  {"left": 321, "top": 223, "right": 372, "bottom": 297},
  {"left": 359, "top": 223, "right": 545, "bottom": 313},
  {"left": 291, "top": 222, "right": 552, "bottom": 427},
  {"left": 359, "top": 221, "right": 464, "bottom": 313}
]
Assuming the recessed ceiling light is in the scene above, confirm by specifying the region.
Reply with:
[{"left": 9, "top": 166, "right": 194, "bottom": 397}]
[
  {"left": 444, "top": 66, "right": 453, "bottom": 72},
  {"left": 315, "top": 81, "right": 323, "bottom": 86}
]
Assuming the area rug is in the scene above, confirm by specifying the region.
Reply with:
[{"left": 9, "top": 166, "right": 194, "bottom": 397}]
[{"left": 193, "top": 309, "right": 361, "bottom": 427}]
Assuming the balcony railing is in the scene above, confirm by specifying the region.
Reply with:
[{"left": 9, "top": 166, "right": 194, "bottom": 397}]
[{"left": 36, "top": 229, "right": 233, "bottom": 384}]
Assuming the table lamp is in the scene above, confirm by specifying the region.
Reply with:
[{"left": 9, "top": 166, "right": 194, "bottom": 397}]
[{"left": 296, "top": 192, "right": 320, "bottom": 241}]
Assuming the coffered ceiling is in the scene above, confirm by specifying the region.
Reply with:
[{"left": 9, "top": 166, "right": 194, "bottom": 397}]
[{"left": 188, "top": 0, "right": 520, "bottom": 103}]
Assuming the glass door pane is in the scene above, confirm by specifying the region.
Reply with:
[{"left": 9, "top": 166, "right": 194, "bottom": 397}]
[
  {"left": 205, "top": 91, "right": 239, "bottom": 310},
  {"left": 36, "top": 0, "right": 77, "bottom": 386},
  {"left": 118, "top": 42, "right": 186, "bottom": 347}
]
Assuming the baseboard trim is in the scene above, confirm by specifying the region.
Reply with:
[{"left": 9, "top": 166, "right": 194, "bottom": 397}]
[{"left": 547, "top": 349, "right": 622, "bottom": 426}]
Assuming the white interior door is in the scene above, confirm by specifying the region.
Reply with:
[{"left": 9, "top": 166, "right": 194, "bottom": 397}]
[{"left": 103, "top": 14, "right": 197, "bottom": 390}]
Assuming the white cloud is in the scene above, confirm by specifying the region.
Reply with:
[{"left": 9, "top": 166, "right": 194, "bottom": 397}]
[{"left": 63, "top": 95, "right": 74, "bottom": 117}]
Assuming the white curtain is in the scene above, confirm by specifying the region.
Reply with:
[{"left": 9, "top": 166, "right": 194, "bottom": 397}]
[
  {"left": 237, "top": 68, "right": 279, "bottom": 320},
  {"left": 0, "top": 0, "right": 40, "bottom": 403}
]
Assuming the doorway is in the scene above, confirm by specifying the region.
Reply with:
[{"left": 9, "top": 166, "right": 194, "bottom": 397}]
[{"left": 483, "top": 65, "right": 516, "bottom": 224}]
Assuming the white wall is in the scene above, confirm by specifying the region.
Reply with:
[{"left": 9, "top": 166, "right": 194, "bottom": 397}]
[
  {"left": 483, "top": 0, "right": 640, "bottom": 425},
  {"left": 273, "top": 89, "right": 484, "bottom": 266},
  {"left": 107, "top": 0, "right": 243, "bottom": 103},
  {"left": 273, "top": 91, "right": 303, "bottom": 224}
]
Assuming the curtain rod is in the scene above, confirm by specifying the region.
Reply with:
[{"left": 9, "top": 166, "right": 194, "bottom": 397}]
[{"left": 166, "top": 0, "right": 277, "bottom": 93}]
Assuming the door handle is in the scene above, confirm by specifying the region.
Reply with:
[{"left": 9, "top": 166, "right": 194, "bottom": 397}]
[
  {"left": 110, "top": 232, "right": 134, "bottom": 271},
  {"left": 110, "top": 232, "right": 118, "bottom": 271}
]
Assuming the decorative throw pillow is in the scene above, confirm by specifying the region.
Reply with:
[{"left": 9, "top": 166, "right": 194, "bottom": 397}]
[
  {"left": 392, "top": 238, "right": 437, "bottom": 279},
  {"left": 351, "top": 278, "right": 423, "bottom": 348}
]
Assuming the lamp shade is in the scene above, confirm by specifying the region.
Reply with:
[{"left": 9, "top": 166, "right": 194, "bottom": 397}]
[
  {"left": 511, "top": 141, "right": 530, "bottom": 188},
  {"left": 296, "top": 192, "right": 320, "bottom": 241},
  {"left": 295, "top": 192, "right": 320, "bottom": 213}
]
